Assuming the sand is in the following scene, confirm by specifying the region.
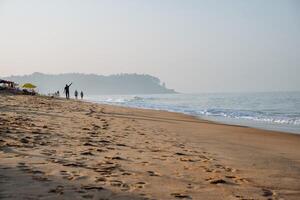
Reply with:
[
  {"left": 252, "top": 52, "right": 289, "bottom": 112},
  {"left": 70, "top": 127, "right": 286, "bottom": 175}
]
[{"left": 0, "top": 94, "right": 300, "bottom": 200}]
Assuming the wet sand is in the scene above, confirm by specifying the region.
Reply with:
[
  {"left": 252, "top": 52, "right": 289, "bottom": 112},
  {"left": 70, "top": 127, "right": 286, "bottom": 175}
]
[{"left": 0, "top": 94, "right": 300, "bottom": 200}]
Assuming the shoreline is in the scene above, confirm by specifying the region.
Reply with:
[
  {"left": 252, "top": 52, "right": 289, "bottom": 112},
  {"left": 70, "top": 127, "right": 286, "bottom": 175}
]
[
  {"left": 1, "top": 94, "right": 300, "bottom": 199},
  {"left": 85, "top": 98, "right": 300, "bottom": 135}
]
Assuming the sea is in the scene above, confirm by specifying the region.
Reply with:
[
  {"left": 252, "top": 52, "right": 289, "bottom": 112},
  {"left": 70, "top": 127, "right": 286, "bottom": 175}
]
[{"left": 85, "top": 92, "right": 300, "bottom": 134}]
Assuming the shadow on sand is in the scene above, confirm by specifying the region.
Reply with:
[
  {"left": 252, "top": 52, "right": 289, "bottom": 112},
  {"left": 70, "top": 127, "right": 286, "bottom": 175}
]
[{"left": 0, "top": 163, "right": 148, "bottom": 200}]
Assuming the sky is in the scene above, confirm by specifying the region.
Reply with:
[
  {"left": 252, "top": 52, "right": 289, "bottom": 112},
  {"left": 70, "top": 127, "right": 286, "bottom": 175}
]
[{"left": 0, "top": 0, "right": 299, "bottom": 93}]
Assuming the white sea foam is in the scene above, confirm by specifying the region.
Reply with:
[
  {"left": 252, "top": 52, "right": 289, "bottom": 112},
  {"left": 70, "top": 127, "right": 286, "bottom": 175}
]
[{"left": 85, "top": 92, "right": 300, "bottom": 133}]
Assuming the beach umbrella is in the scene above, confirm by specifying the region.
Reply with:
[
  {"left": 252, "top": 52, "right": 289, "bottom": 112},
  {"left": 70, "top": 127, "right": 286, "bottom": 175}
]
[{"left": 22, "top": 83, "right": 37, "bottom": 89}]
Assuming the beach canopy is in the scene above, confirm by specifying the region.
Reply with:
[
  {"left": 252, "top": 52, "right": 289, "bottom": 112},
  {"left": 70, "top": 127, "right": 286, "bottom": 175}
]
[
  {"left": 0, "top": 79, "right": 15, "bottom": 84},
  {"left": 22, "top": 83, "right": 37, "bottom": 89}
]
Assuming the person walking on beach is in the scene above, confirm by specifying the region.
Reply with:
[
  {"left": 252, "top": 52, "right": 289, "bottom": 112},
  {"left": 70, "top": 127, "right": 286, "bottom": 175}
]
[
  {"left": 74, "top": 90, "right": 78, "bottom": 99},
  {"left": 55, "top": 90, "right": 60, "bottom": 97},
  {"left": 64, "top": 83, "right": 72, "bottom": 99},
  {"left": 80, "top": 91, "right": 84, "bottom": 100}
]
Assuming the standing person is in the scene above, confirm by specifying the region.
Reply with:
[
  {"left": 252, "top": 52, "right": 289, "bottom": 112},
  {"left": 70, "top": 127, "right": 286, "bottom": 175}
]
[
  {"left": 74, "top": 90, "right": 78, "bottom": 99},
  {"left": 80, "top": 91, "right": 84, "bottom": 100},
  {"left": 64, "top": 83, "right": 72, "bottom": 99}
]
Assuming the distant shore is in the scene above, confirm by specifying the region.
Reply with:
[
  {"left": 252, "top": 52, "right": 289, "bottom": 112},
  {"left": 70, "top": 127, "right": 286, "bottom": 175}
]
[{"left": 1, "top": 94, "right": 300, "bottom": 199}]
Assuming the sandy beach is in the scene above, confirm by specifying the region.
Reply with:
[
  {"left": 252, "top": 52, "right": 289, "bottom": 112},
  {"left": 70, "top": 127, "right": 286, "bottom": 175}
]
[{"left": 0, "top": 94, "right": 300, "bottom": 200}]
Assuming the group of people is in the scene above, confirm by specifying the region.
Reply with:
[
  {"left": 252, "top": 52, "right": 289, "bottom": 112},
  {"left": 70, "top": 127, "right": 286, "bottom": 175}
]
[
  {"left": 74, "top": 90, "right": 84, "bottom": 99},
  {"left": 63, "top": 83, "right": 84, "bottom": 100}
]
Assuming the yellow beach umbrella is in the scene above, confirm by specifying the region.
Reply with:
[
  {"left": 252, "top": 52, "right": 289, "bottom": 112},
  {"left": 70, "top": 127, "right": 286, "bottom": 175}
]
[{"left": 22, "top": 83, "right": 37, "bottom": 89}]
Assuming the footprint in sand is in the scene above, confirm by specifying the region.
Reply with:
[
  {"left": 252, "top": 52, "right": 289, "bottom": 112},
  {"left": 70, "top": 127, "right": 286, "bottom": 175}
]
[
  {"left": 20, "top": 137, "right": 30, "bottom": 144},
  {"left": 17, "top": 162, "right": 31, "bottom": 173},
  {"left": 121, "top": 172, "right": 132, "bottom": 176},
  {"left": 81, "top": 185, "right": 104, "bottom": 191},
  {"left": 105, "top": 156, "right": 126, "bottom": 161},
  {"left": 206, "top": 177, "right": 227, "bottom": 185},
  {"left": 116, "top": 143, "right": 127, "bottom": 147},
  {"left": 225, "top": 167, "right": 237, "bottom": 173},
  {"left": 41, "top": 149, "right": 57, "bottom": 156},
  {"left": 32, "top": 175, "right": 50, "bottom": 182},
  {"left": 60, "top": 170, "right": 75, "bottom": 180},
  {"left": 175, "top": 152, "right": 188, "bottom": 156},
  {"left": 147, "top": 171, "right": 160, "bottom": 177},
  {"left": 81, "top": 150, "right": 94, "bottom": 156},
  {"left": 152, "top": 156, "right": 167, "bottom": 161},
  {"left": 261, "top": 188, "right": 276, "bottom": 198},
  {"left": 95, "top": 177, "right": 107, "bottom": 183},
  {"left": 200, "top": 166, "right": 213, "bottom": 173},
  {"left": 133, "top": 181, "right": 147, "bottom": 189},
  {"left": 109, "top": 180, "right": 130, "bottom": 191},
  {"left": 199, "top": 155, "right": 213, "bottom": 162},
  {"left": 96, "top": 148, "right": 107, "bottom": 153},
  {"left": 30, "top": 169, "right": 45, "bottom": 175},
  {"left": 83, "top": 142, "right": 96, "bottom": 147},
  {"left": 225, "top": 175, "right": 249, "bottom": 184},
  {"left": 92, "top": 124, "right": 101, "bottom": 130},
  {"left": 179, "top": 158, "right": 199, "bottom": 162},
  {"left": 234, "top": 194, "right": 255, "bottom": 200},
  {"left": 171, "top": 193, "right": 192, "bottom": 199},
  {"left": 62, "top": 161, "right": 86, "bottom": 168},
  {"left": 49, "top": 185, "right": 64, "bottom": 194},
  {"left": 81, "top": 194, "right": 94, "bottom": 199}
]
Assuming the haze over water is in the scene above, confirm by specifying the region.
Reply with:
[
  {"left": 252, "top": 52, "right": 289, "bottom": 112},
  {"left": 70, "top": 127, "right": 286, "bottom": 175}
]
[{"left": 1, "top": 0, "right": 300, "bottom": 93}]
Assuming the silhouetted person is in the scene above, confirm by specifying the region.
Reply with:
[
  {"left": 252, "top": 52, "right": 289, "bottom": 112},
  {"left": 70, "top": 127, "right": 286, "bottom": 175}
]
[
  {"left": 80, "top": 91, "right": 84, "bottom": 99},
  {"left": 64, "top": 83, "right": 72, "bottom": 99},
  {"left": 74, "top": 90, "right": 78, "bottom": 99}
]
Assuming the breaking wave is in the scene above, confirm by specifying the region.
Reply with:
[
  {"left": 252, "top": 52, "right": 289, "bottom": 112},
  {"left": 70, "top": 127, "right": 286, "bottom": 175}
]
[{"left": 85, "top": 92, "right": 300, "bottom": 132}]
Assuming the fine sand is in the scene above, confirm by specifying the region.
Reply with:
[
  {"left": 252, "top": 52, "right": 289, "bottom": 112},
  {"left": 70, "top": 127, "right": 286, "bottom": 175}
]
[{"left": 0, "top": 94, "right": 300, "bottom": 200}]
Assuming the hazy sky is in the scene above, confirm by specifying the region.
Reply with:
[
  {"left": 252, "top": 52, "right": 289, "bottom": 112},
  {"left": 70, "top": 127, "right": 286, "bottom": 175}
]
[{"left": 0, "top": 0, "right": 299, "bottom": 93}]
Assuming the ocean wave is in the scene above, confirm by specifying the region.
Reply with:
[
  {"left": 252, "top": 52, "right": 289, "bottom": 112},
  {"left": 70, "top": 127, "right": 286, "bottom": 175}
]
[
  {"left": 86, "top": 93, "right": 300, "bottom": 127},
  {"left": 97, "top": 96, "right": 159, "bottom": 103},
  {"left": 198, "top": 109, "right": 300, "bottom": 125}
]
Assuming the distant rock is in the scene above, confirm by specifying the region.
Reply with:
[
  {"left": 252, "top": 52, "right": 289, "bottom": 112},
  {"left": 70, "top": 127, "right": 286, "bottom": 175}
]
[{"left": 3, "top": 72, "right": 176, "bottom": 95}]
